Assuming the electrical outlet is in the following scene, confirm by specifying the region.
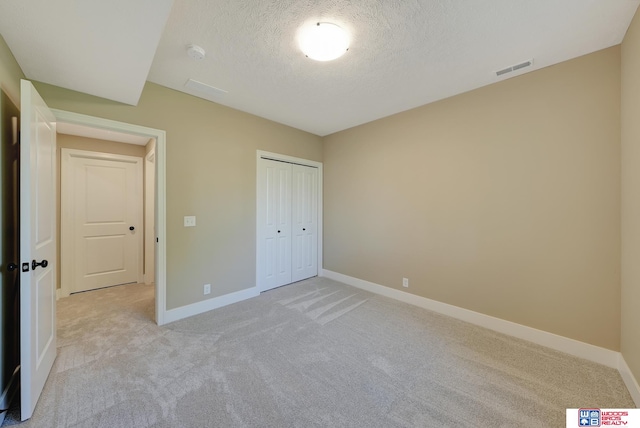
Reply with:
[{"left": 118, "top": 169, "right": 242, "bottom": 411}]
[
  {"left": 184, "top": 216, "right": 196, "bottom": 227},
  {"left": 204, "top": 283, "right": 211, "bottom": 295},
  {"left": 402, "top": 278, "right": 409, "bottom": 288}
]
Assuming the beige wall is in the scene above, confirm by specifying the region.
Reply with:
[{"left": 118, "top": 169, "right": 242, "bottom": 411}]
[
  {"left": 323, "top": 47, "right": 621, "bottom": 350},
  {"left": 34, "top": 82, "right": 323, "bottom": 309},
  {"left": 621, "top": 8, "right": 640, "bottom": 387},
  {"left": 0, "top": 34, "right": 24, "bottom": 412},
  {"left": 0, "top": 35, "right": 22, "bottom": 106},
  {"left": 55, "top": 134, "right": 147, "bottom": 290},
  {"left": 58, "top": 133, "right": 147, "bottom": 157}
]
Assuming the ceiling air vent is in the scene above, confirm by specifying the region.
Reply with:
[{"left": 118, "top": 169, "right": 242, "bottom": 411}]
[
  {"left": 496, "top": 59, "right": 534, "bottom": 77},
  {"left": 185, "top": 78, "right": 228, "bottom": 97}
]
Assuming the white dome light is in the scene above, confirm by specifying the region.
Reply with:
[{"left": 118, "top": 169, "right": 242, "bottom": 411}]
[{"left": 299, "top": 22, "right": 349, "bottom": 61}]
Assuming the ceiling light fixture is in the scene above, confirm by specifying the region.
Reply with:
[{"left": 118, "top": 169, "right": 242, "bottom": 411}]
[{"left": 298, "top": 22, "right": 349, "bottom": 61}]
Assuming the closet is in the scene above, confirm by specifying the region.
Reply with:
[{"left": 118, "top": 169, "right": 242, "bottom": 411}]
[{"left": 257, "top": 156, "right": 318, "bottom": 291}]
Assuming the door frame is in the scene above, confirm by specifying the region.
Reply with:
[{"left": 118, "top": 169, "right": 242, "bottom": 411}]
[
  {"left": 144, "top": 147, "right": 156, "bottom": 285},
  {"left": 255, "top": 150, "right": 323, "bottom": 291},
  {"left": 60, "top": 148, "right": 144, "bottom": 296},
  {"left": 52, "top": 109, "right": 168, "bottom": 325}
]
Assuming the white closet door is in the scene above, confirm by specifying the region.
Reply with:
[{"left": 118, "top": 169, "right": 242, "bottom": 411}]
[
  {"left": 292, "top": 164, "right": 318, "bottom": 282},
  {"left": 258, "top": 159, "right": 292, "bottom": 291}
]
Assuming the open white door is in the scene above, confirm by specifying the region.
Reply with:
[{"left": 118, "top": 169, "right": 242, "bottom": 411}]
[{"left": 19, "top": 80, "right": 57, "bottom": 421}]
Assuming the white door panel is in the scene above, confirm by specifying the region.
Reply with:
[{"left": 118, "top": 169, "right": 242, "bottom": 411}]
[
  {"left": 61, "top": 150, "right": 142, "bottom": 294},
  {"left": 275, "top": 167, "right": 292, "bottom": 287},
  {"left": 20, "top": 79, "right": 57, "bottom": 421},
  {"left": 84, "top": 165, "right": 127, "bottom": 221},
  {"left": 35, "top": 268, "right": 55, "bottom": 360},
  {"left": 258, "top": 159, "right": 291, "bottom": 291},
  {"left": 85, "top": 235, "right": 126, "bottom": 274},
  {"left": 292, "top": 164, "right": 318, "bottom": 282}
]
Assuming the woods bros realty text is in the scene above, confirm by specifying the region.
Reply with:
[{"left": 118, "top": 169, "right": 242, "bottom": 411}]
[{"left": 567, "top": 409, "right": 640, "bottom": 427}]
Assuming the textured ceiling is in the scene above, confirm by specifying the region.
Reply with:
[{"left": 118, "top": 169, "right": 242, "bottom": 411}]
[
  {"left": 1, "top": 1, "right": 639, "bottom": 136},
  {"left": 148, "top": 0, "right": 640, "bottom": 135}
]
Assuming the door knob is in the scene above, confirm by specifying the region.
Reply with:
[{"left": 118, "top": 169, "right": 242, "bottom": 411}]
[
  {"left": 32, "top": 259, "right": 48, "bottom": 270},
  {"left": 277, "top": 230, "right": 281, "bottom": 233},
  {"left": 303, "top": 228, "right": 306, "bottom": 231},
  {"left": 129, "top": 226, "right": 135, "bottom": 231},
  {"left": 7, "top": 263, "right": 18, "bottom": 272}
]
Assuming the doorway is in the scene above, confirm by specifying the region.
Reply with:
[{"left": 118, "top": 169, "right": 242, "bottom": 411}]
[
  {"left": 52, "top": 109, "right": 168, "bottom": 325},
  {"left": 11, "top": 83, "right": 167, "bottom": 422}
]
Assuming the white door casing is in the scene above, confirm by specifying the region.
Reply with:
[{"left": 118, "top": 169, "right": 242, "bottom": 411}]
[
  {"left": 20, "top": 80, "right": 57, "bottom": 421},
  {"left": 61, "top": 149, "right": 143, "bottom": 295},
  {"left": 291, "top": 164, "right": 318, "bottom": 282},
  {"left": 144, "top": 147, "right": 155, "bottom": 284},
  {"left": 256, "top": 151, "right": 322, "bottom": 292},
  {"left": 51, "top": 108, "right": 167, "bottom": 325}
]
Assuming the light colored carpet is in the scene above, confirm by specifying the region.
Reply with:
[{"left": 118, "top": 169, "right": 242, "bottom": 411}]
[{"left": 3, "top": 277, "right": 634, "bottom": 427}]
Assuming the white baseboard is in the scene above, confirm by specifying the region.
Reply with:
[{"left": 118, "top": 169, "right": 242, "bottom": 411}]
[
  {"left": 163, "top": 286, "right": 260, "bottom": 324},
  {"left": 619, "top": 354, "right": 640, "bottom": 407},
  {"left": 321, "top": 269, "right": 620, "bottom": 369}
]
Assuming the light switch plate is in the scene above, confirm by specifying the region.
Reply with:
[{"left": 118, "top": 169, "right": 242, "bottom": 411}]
[{"left": 184, "top": 216, "right": 196, "bottom": 227}]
